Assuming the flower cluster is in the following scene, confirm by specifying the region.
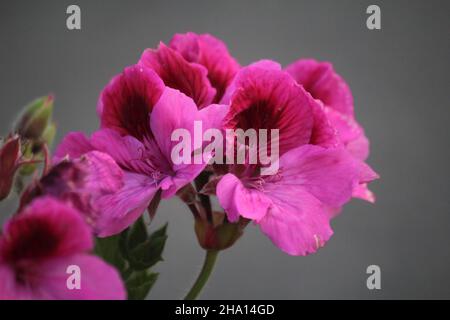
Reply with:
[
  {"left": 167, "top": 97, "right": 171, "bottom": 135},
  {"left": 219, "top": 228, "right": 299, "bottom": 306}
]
[{"left": 0, "top": 32, "right": 378, "bottom": 299}]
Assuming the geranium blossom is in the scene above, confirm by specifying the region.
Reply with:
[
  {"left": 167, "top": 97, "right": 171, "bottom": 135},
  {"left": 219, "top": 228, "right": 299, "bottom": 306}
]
[
  {"left": 217, "top": 145, "right": 376, "bottom": 255},
  {"left": 0, "top": 31, "right": 380, "bottom": 301},
  {"left": 215, "top": 63, "right": 378, "bottom": 255},
  {"left": 0, "top": 197, "right": 125, "bottom": 299},
  {"left": 56, "top": 65, "right": 227, "bottom": 236}
]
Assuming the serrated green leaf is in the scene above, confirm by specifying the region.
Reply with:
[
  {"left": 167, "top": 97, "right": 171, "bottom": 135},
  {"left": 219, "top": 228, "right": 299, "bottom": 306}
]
[
  {"left": 127, "top": 223, "right": 168, "bottom": 270},
  {"left": 150, "top": 222, "right": 168, "bottom": 239},
  {"left": 128, "top": 216, "right": 148, "bottom": 250},
  {"left": 94, "top": 234, "right": 127, "bottom": 275},
  {"left": 126, "top": 271, "right": 159, "bottom": 300}
]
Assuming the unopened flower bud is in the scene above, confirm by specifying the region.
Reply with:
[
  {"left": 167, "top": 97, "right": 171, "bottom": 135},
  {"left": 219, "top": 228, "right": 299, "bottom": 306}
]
[
  {"left": 15, "top": 95, "right": 54, "bottom": 140},
  {"left": 195, "top": 211, "right": 248, "bottom": 251}
]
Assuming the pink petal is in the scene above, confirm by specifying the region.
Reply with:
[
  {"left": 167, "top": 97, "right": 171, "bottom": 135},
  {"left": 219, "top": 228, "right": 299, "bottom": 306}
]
[
  {"left": 224, "top": 67, "right": 314, "bottom": 155},
  {"left": 95, "top": 172, "right": 158, "bottom": 237},
  {"left": 150, "top": 87, "right": 198, "bottom": 161},
  {"left": 220, "top": 59, "right": 281, "bottom": 104},
  {"left": 170, "top": 32, "right": 240, "bottom": 102},
  {"left": 217, "top": 173, "right": 272, "bottom": 222},
  {"left": 324, "top": 107, "right": 370, "bottom": 160},
  {"left": 346, "top": 127, "right": 370, "bottom": 161},
  {"left": 285, "top": 59, "right": 354, "bottom": 116},
  {"left": 139, "top": 43, "right": 215, "bottom": 108},
  {"left": 0, "top": 265, "right": 39, "bottom": 299},
  {"left": 54, "top": 132, "right": 94, "bottom": 162},
  {"left": 352, "top": 183, "right": 376, "bottom": 203},
  {"left": 80, "top": 151, "right": 124, "bottom": 194},
  {"left": 150, "top": 88, "right": 229, "bottom": 197},
  {"left": 275, "top": 145, "right": 363, "bottom": 207},
  {"left": 97, "top": 65, "right": 164, "bottom": 139},
  {"left": 309, "top": 98, "right": 340, "bottom": 148},
  {"left": 1, "top": 197, "right": 92, "bottom": 262},
  {"left": 258, "top": 188, "right": 333, "bottom": 256},
  {"left": 30, "top": 254, "right": 125, "bottom": 300},
  {"left": 91, "top": 129, "right": 167, "bottom": 175}
]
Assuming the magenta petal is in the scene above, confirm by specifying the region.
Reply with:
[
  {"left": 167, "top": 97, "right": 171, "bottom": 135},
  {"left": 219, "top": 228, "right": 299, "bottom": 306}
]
[
  {"left": 90, "top": 128, "right": 164, "bottom": 175},
  {"left": 139, "top": 42, "right": 216, "bottom": 108},
  {"left": 162, "top": 100, "right": 228, "bottom": 197},
  {"left": 54, "top": 132, "right": 94, "bottom": 162},
  {"left": 1, "top": 197, "right": 93, "bottom": 260},
  {"left": 220, "top": 59, "right": 281, "bottom": 104},
  {"left": 150, "top": 87, "right": 198, "bottom": 161},
  {"left": 309, "top": 98, "right": 340, "bottom": 148},
  {"left": 33, "top": 254, "right": 126, "bottom": 300},
  {"left": 285, "top": 59, "right": 354, "bottom": 116},
  {"left": 224, "top": 67, "right": 314, "bottom": 155},
  {"left": 246, "top": 59, "right": 282, "bottom": 71},
  {"left": 25, "top": 150, "right": 125, "bottom": 231},
  {"left": 198, "top": 103, "right": 230, "bottom": 133},
  {"left": 275, "top": 145, "right": 363, "bottom": 207},
  {"left": 346, "top": 127, "right": 370, "bottom": 161},
  {"left": 159, "top": 164, "right": 204, "bottom": 198},
  {"left": 0, "top": 265, "right": 28, "bottom": 299},
  {"left": 324, "top": 107, "right": 369, "bottom": 159},
  {"left": 170, "top": 32, "right": 240, "bottom": 102},
  {"left": 98, "top": 65, "right": 164, "bottom": 139},
  {"left": 95, "top": 172, "right": 158, "bottom": 237},
  {"left": 81, "top": 151, "right": 124, "bottom": 194},
  {"left": 352, "top": 183, "right": 376, "bottom": 203},
  {"left": 150, "top": 88, "right": 229, "bottom": 198},
  {"left": 150, "top": 88, "right": 203, "bottom": 197},
  {"left": 217, "top": 173, "right": 272, "bottom": 223},
  {"left": 258, "top": 188, "right": 333, "bottom": 256}
]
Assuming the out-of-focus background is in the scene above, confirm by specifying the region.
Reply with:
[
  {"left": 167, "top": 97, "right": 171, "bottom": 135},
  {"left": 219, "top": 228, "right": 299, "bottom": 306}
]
[{"left": 1, "top": 0, "right": 449, "bottom": 299}]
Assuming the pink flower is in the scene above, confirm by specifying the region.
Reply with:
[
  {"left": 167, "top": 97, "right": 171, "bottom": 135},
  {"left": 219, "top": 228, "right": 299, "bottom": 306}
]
[
  {"left": 169, "top": 32, "right": 240, "bottom": 103},
  {"left": 0, "top": 197, "right": 125, "bottom": 299},
  {"left": 139, "top": 42, "right": 216, "bottom": 108},
  {"left": 20, "top": 151, "right": 124, "bottom": 235},
  {"left": 217, "top": 145, "right": 376, "bottom": 256},
  {"left": 215, "top": 64, "right": 378, "bottom": 255},
  {"left": 139, "top": 33, "right": 239, "bottom": 108},
  {"left": 220, "top": 61, "right": 337, "bottom": 166},
  {"left": 285, "top": 59, "right": 376, "bottom": 202},
  {"left": 56, "top": 65, "right": 227, "bottom": 236}
]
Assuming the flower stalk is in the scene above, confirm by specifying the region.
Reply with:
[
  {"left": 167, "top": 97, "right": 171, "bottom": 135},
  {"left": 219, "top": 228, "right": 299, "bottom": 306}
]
[{"left": 184, "top": 250, "right": 219, "bottom": 300}]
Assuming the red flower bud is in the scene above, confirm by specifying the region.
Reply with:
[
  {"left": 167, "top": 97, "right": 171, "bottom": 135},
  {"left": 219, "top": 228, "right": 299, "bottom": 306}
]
[
  {"left": 0, "top": 136, "right": 21, "bottom": 200},
  {"left": 195, "top": 211, "right": 248, "bottom": 251}
]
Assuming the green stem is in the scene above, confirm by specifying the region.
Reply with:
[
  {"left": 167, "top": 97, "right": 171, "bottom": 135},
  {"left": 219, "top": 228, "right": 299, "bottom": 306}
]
[{"left": 184, "top": 250, "right": 219, "bottom": 300}]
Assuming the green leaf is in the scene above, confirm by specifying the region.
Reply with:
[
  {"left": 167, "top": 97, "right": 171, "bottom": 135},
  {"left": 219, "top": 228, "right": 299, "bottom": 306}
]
[
  {"left": 118, "top": 216, "right": 148, "bottom": 261},
  {"left": 126, "top": 270, "right": 159, "bottom": 300},
  {"left": 95, "top": 220, "right": 168, "bottom": 300},
  {"left": 127, "top": 223, "right": 168, "bottom": 270},
  {"left": 128, "top": 216, "right": 148, "bottom": 250},
  {"left": 94, "top": 234, "right": 127, "bottom": 275}
]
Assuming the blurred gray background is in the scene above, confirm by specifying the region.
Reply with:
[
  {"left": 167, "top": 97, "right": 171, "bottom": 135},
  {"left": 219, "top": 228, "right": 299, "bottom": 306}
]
[{"left": 1, "top": 0, "right": 449, "bottom": 299}]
